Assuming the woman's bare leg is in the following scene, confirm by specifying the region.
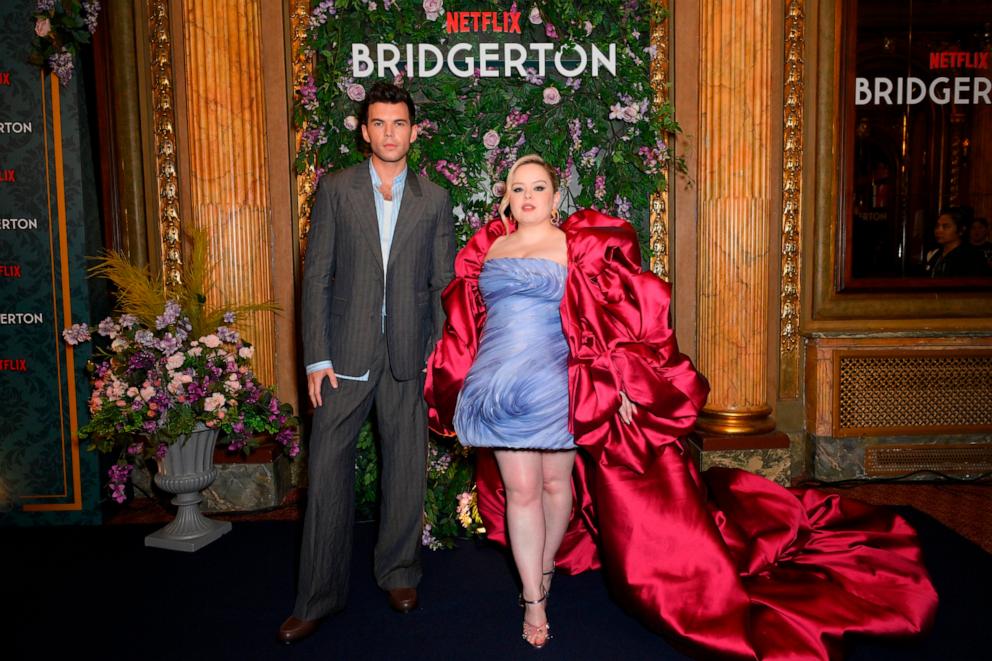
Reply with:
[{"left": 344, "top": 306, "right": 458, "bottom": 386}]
[
  {"left": 541, "top": 450, "right": 576, "bottom": 593},
  {"left": 494, "top": 449, "right": 548, "bottom": 646}
]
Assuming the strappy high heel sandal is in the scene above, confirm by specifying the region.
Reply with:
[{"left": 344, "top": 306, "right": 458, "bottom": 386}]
[
  {"left": 542, "top": 563, "right": 556, "bottom": 597},
  {"left": 519, "top": 589, "right": 552, "bottom": 649}
]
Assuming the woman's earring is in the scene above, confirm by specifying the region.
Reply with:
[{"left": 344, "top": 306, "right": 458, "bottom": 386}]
[{"left": 551, "top": 208, "right": 561, "bottom": 226}]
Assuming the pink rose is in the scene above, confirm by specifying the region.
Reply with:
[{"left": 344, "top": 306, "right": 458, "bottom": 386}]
[
  {"left": 201, "top": 334, "right": 221, "bottom": 348},
  {"left": 344, "top": 115, "right": 358, "bottom": 131},
  {"left": 482, "top": 130, "right": 500, "bottom": 150},
  {"left": 542, "top": 87, "right": 561, "bottom": 105},
  {"left": 347, "top": 84, "right": 366, "bottom": 102},
  {"left": 238, "top": 346, "right": 254, "bottom": 359},
  {"left": 528, "top": 7, "right": 542, "bottom": 24},
  {"left": 423, "top": 0, "right": 444, "bottom": 21},
  {"left": 492, "top": 181, "right": 506, "bottom": 197},
  {"left": 35, "top": 18, "right": 51, "bottom": 38}
]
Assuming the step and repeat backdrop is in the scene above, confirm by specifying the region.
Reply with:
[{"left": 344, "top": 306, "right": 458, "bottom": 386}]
[{"left": 0, "top": 3, "right": 101, "bottom": 524}]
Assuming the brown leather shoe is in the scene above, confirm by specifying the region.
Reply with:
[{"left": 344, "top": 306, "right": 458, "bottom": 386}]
[
  {"left": 277, "top": 615, "right": 320, "bottom": 644},
  {"left": 387, "top": 587, "right": 418, "bottom": 613}
]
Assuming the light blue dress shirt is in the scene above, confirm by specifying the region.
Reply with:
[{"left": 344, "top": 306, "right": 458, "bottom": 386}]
[{"left": 306, "top": 161, "right": 408, "bottom": 381}]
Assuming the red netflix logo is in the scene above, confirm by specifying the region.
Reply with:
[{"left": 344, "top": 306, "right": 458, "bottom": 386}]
[
  {"left": 0, "top": 359, "right": 28, "bottom": 372},
  {"left": 0, "top": 264, "right": 22, "bottom": 277},
  {"left": 929, "top": 51, "right": 990, "bottom": 70},
  {"left": 0, "top": 169, "right": 14, "bottom": 183},
  {"left": 0, "top": 72, "right": 10, "bottom": 85},
  {"left": 446, "top": 11, "right": 521, "bottom": 33}
]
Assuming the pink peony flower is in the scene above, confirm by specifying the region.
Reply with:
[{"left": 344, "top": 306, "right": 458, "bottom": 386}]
[
  {"left": 423, "top": 0, "right": 444, "bottom": 21},
  {"left": 203, "top": 392, "right": 226, "bottom": 412},
  {"left": 35, "top": 17, "right": 51, "bottom": 38},
  {"left": 542, "top": 87, "right": 561, "bottom": 105},
  {"left": 344, "top": 115, "right": 358, "bottom": 131},
  {"left": 482, "top": 130, "right": 500, "bottom": 150},
  {"left": 201, "top": 334, "right": 221, "bottom": 348},
  {"left": 346, "top": 83, "right": 366, "bottom": 102}
]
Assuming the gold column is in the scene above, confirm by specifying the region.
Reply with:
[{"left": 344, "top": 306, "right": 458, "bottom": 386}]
[
  {"left": 179, "top": 0, "right": 276, "bottom": 384},
  {"left": 696, "top": 0, "right": 775, "bottom": 434}
]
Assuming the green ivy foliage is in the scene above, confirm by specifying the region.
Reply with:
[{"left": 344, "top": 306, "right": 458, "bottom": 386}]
[
  {"left": 297, "top": 0, "right": 680, "bottom": 547},
  {"left": 296, "top": 0, "right": 681, "bottom": 245}
]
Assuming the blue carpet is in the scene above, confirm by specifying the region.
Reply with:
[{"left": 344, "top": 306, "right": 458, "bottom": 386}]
[{"left": 3, "top": 508, "right": 989, "bottom": 660}]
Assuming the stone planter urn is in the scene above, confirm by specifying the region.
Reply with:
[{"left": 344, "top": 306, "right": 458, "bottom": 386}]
[{"left": 145, "top": 424, "right": 232, "bottom": 552}]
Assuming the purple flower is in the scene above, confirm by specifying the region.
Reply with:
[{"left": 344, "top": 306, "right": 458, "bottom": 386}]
[
  {"left": 62, "top": 323, "right": 91, "bottom": 346},
  {"left": 155, "top": 300, "right": 181, "bottom": 330},
  {"left": 504, "top": 109, "right": 529, "bottom": 128},
  {"left": 155, "top": 443, "right": 168, "bottom": 459},
  {"left": 524, "top": 67, "right": 543, "bottom": 86},
  {"left": 97, "top": 317, "right": 119, "bottom": 338},
  {"left": 545, "top": 22, "right": 558, "bottom": 40},
  {"left": 83, "top": 1, "right": 101, "bottom": 34},
  {"left": 36, "top": 0, "right": 55, "bottom": 11},
  {"left": 346, "top": 83, "right": 366, "bottom": 102},
  {"left": 216, "top": 326, "right": 239, "bottom": 344},
  {"left": 48, "top": 49, "right": 74, "bottom": 86},
  {"left": 119, "top": 314, "right": 138, "bottom": 328},
  {"left": 614, "top": 195, "right": 632, "bottom": 217},
  {"left": 310, "top": 0, "right": 337, "bottom": 27},
  {"left": 594, "top": 175, "right": 606, "bottom": 200},
  {"left": 223, "top": 311, "right": 236, "bottom": 324},
  {"left": 542, "top": 87, "right": 561, "bottom": 105}
]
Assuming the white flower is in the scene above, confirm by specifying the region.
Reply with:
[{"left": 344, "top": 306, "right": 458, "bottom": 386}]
[
  {"left": 201, "top": 334, "right": 221, "bottom": 348},
  {"left": 111, "top": 336, "right": 129, "bottom": 352},
  {"left": 344, "top": 115, "right": 358, "bottom": 131},
  {"left": 423, "top": 0, "right": 444, "bottom": 21},
  {"left": 529, "top": 7, "right": 542, "bottom": 24},
  {"left": 238, "top": 346, "right": 254, "bottom": 359}
]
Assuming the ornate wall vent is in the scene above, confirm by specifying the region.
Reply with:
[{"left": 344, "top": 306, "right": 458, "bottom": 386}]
[
  {"left": 837, "top": 354, "right": 992, "bottom": 435},
  {"left": 865, "top": 444, "right": 992, "bottom": 476}
]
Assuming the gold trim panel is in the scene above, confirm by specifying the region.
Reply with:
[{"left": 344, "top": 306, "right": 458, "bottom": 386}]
[{"left": 149, "top": 0, "right": 182, "bottom": 290}]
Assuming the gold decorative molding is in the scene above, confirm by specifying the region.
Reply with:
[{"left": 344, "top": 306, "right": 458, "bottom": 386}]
[
  {"left": 649, "top": 0, "right": 671, "bottom": 281},
  {"left": 148, "top": 0, "right": 182, "bottom": 291},
  {"left": 291, "top": 0, "right": 316, "bottom": 256},
  {"left": 779, "top": 0, "right": 805, "bottom": 398}
]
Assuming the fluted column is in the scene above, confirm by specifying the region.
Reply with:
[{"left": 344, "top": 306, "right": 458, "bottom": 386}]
[
  {"left": 695, "top": 0, "right": 775, "bottom": 434},
  {"left": 180, "top": 0, "right": 276, "bottom": 384}
]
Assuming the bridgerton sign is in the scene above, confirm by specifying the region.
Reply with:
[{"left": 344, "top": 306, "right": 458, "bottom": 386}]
[{"left": 352, "top": 42, "right": 617, "bottom": 79}]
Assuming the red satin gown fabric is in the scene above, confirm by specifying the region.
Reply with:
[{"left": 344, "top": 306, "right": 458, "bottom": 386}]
[{"left": 425, "top": 210, "right": 937, "bottom": 660}]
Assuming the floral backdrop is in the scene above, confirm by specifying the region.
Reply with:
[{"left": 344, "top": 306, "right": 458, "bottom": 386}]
[{"left": 296, "top": 0, "right": 678, "bottom": 547}]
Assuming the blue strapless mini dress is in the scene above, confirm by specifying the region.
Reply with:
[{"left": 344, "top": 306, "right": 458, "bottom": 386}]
[{"left": 453, "top": 257, "right": 575, "bottom": 450}]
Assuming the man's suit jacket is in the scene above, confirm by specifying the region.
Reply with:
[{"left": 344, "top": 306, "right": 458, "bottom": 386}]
[{"left": 302, "top": 161, "right": 455, "bottom": 381}]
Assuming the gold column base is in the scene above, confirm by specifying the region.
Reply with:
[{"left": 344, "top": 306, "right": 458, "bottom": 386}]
[{"left": 697, "top": 408, "right": 776, "bottom": 435}]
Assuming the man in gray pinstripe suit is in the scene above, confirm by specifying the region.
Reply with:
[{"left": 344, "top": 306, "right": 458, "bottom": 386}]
[{"left": 279, "top": 83, "right": 456, "bottom": 644}]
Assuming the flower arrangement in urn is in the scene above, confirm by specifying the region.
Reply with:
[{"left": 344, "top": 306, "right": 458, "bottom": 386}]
[{"left": 63, "top": 234, "right": 300, "bottom": 504}]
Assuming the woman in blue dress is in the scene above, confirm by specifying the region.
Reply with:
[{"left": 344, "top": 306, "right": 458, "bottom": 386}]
[{"left": 452, "top": 155, "right": 635, "bottom": 649}]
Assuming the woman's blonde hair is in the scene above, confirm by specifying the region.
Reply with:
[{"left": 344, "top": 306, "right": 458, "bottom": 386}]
[{"left": 498, "top": 154, "right": 561, "bottom": 231}]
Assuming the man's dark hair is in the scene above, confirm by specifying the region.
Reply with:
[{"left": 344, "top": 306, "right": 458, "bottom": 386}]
[
  {"left": 971, "top": 217, "right": 989, "bottom": 230},
  {"left": 358, "top": 82, "right": 417, "bottom": 126}
]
